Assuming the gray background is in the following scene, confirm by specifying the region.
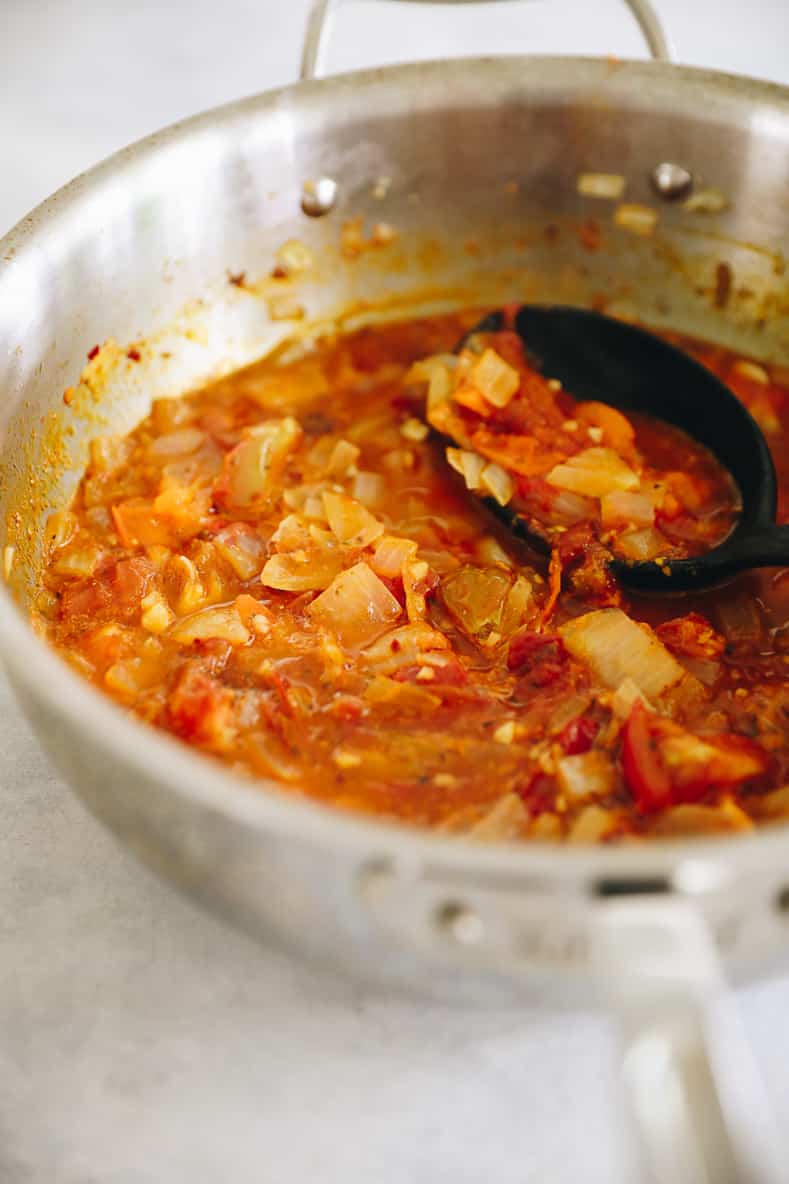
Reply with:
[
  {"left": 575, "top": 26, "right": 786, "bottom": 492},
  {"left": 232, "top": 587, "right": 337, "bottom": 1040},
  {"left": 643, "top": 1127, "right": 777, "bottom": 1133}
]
[{"left": 2, "top": 2, "right": 789, "bottom": 1181}]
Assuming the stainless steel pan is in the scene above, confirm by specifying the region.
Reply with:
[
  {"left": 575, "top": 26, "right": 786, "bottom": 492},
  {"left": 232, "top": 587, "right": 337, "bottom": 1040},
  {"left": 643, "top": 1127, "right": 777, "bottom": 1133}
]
[{"left": 1, "top": 2, "right": 788, "bottom": 1179}]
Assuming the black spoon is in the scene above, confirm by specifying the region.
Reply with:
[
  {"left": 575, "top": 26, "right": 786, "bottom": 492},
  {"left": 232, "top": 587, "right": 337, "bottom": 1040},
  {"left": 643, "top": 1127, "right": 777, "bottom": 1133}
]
[{"left": 452, "top": 306, "right": 789, "bottom": 593}]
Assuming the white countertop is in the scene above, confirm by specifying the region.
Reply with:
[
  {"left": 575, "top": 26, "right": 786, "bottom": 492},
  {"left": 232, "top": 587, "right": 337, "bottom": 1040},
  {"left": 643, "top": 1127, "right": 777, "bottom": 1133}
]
[{"left": 2, "top": 3, "right": 789, "bottom": 1182}]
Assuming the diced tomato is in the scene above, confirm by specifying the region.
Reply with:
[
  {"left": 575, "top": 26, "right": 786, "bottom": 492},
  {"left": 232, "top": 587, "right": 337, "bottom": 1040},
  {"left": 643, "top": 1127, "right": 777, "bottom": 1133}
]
[
  {"left": 622, "top": 700, "right": 768, "bottom": 813},
  {"left": 59, "top": 556, "right": 154, "bottom": 626},
  {"left": 656, "top": 613, "right": 725, "bottom": 660},
  {"left": 518, "top": 769, "right": 555, "bottom": 815},
  {"left": 560, "top": 715, "right": 600, "bottom": 755},
  {"left": 59, "top": 578, "right": 112, "bottom": 622},
  {"left": 109, "top": 557, "right": 156, "bottom": 606},
  {"left": 507, "top": 630, "right": 568, "bottom": 687},
  {"left": 167, "top": 663, "right": 236, "bottom": 751},
  {"left": 621, "top": 701, "right": 674, "bottom": 812}
]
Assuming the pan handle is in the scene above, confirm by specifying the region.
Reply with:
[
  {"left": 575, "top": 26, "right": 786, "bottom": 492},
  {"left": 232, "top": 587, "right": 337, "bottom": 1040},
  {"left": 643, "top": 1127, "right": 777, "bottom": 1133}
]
[
  {"left": 301, "top": 0, "right": 674, "bottom": 81},
  {"left": 593, "top": 899, "right": 786, "bottom": 1184}
]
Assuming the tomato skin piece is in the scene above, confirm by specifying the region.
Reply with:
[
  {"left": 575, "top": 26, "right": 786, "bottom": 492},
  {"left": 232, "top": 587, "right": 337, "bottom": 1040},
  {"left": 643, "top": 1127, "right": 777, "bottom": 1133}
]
[
  {"left": 621, "top": 700, "right": 674, "bottom": 813},
  {"left": 622, "top": 701, "right": 770, "bottom": 814},
  {"left": 560, "top": 715, "right": 599, "bottom": 755}
]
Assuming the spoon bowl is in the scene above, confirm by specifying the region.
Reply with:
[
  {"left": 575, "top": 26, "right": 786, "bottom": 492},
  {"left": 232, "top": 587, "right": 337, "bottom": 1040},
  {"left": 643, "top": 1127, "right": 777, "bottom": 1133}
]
[{"left": 455, "top": 306, "right": 789, "bottom": 593}]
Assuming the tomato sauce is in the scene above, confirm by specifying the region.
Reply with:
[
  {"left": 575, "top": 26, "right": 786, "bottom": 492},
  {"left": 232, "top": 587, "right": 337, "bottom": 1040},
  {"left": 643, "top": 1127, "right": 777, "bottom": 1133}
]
[{"left": 36, "top": 313, "right": 789, "bottom": 842}]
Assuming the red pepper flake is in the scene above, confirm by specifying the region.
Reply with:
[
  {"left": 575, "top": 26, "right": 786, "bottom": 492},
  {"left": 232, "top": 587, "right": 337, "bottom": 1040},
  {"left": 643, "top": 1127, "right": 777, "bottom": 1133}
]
[
  {"left": 228, "top": 271, "right": 247, "bottom": 287},
  {"left": 127, "top": 348, "right": 141, "bottom": 362},
  {"left": 87, "top": 345, "right": 100, "bottom": 361}
]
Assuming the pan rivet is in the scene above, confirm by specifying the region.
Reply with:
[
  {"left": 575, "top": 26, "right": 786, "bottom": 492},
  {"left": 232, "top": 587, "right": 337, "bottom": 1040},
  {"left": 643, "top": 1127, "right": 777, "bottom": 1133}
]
[
  {"left": 301, "top": 177, "right": 338, "bottom": 217},
  {"left": 650, "top": 162, "right": 693, "bottom": 201},
  {"left": 436, "top": 901, "right": 484, "bottom": 945}
]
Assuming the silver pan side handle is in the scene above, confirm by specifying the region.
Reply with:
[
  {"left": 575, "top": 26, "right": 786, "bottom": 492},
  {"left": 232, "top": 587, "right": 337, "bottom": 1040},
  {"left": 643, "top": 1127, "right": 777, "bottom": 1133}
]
[
  {"left": 594, "top": 899, "right": 785, "bottom": 1184},
  {"left": 301, "top": 0, "right": 674, "bottom": 81}
]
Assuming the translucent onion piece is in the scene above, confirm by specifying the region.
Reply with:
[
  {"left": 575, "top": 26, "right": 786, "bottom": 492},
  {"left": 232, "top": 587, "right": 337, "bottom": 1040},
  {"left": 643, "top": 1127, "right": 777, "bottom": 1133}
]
[
  {"left": 468, "top": 348, "right": 520, "bottom": 409},
  {"left": 322, "top": 491, "right": 384, "bottom": 548},
  {"left": 559, "top": 608, "right": 687, "bottom": 700},
  {"left": 600, "top": 491, "right": 655, "bottom": 528},
  {"left": 214, "top": 417, "right": 302, "bottom": 509},
  {"left": 577, "top": 172, "right": 627, "bottom": 200},
  {"left": 170, "top": 604, "right": 251, "bottom": 646},
  {"left": 440, "top": 565, "right": 513, "bottom": 639},
  {"left": 556, "top": 751, "right": 616, "bottom": 800},
  {"left": 547, "top": 448, "right": 639, "bottom": 498},
  {"left": 480, "top": 462, "right": 515, "bottom": 506},
  {"left": 614, "top": 527, "right": 664, "bottom": 561},
  {"left": 307, "top": 562, "right": 402, "bottom": 647},
  {"left": 370, "top": 535, "right": 419, "bottom": 579}
]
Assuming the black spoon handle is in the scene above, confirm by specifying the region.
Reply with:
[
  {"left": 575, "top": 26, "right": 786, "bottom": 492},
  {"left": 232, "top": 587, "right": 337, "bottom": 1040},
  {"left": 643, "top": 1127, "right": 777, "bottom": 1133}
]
[
  {"left": 617, "top": 525, "right": 789, "bottom": 593},
  {"left": 730, "top": 524, "right": 789, "bottom": 570}
]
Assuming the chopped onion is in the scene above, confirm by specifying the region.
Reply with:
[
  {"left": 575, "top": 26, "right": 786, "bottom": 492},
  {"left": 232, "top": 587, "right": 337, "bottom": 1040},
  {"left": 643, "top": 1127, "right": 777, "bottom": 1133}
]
[
  {"left": 556, "top": 751, "right": 616, "bottom": 800},
  {"left": 611, "top": 677, "right": 650, "bottom": 720},
  {"left": 170, "top": 604, "right": 251, "bottom": 646},
  {"left": 270, "top": 514, "right": 315, "bottom": 550},
  {"left": 45, "top": 510, "right": 78, "bottom": 553},
  {"left": 500, "top": 575, "right": 533, "bottom": 636},
  {"left": 322, "top": 491, "right": 384, "bottom": 548},
  {"left": 650, "top": 801, "right": 752, "bottom": 837},
  {"left": 440, "top": 565, "right": 512, "bottom": 639},
  {"left": 577, "top": 172, "right": 627, "bottom": 200},
  {"left": 326, "top": 439, "right": 361, "bottom": 477},
  {"left": 363, "top": 623, "right": 449, "bottom": 675},
  {"left": 371, "top": 534, "right": 419, "bottom": 579},
  {"left": 469, "top": 794, "right": 527, "bottom": 841},
  {"left": 307, "top": 561, "right": 402, "bottom": 647},
  {"left": 214, "top": 417, "right": 302, "bottom": 509},
  {"left": 213, "top": 524, "right": 266, "bottom": 580},
  {"left": 150, "top": 427, "right": 205, "bottom": 457},
  {"left": 52, "top": 541, "right": 103, "bottom": 579},
  {"left": 480, "top": 462, "right": 515, "bottom": 506},
  {"left": 468, "top": 348, "right": 520, "bottom": 409},
  {"left": 733, "top": 359, "right": 769, "bottom": 386},
  {"left": 614, "top": 202, "right": 659, "bottom": 236},
  {"left": 615, "top": 527, "right": 664, "bottom": 561},
  {"left": 260, "top": 549, "right": 343, "bottom": 592},
  {"left": 400, "top": 417, "right": 429, "bottom": 442},
  {"left": 677, "top": 656, "right": 721, "bottom": 686},
  {"left": 475, "top": 536, "right": 512, "bottom": 567},
  {"left": 567, "top": 805, "right": 620, "bottom": 843},
  {"left": 446, "top": 447, "right": 486, "bottom": 492},
  {"left": 403, "top": 557, "right": 431, "bottom": 622},
  {"left": 559, "top": 608, "right": 687, "bottom": 700},
  {"left": 600, "top": 491, "right": 655, "bottom": 528},
  {"left": 544, "top": 489, "right": 598, "bottom": 526},
  {"left": 547, "top": 447, "right": 639, "bottom": 497},
  {"left": 406, "top": 356, "right": 455, "bottom": 412},
  {"left": 352, "top": 470, "right": 386, "bottom": 507}
]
